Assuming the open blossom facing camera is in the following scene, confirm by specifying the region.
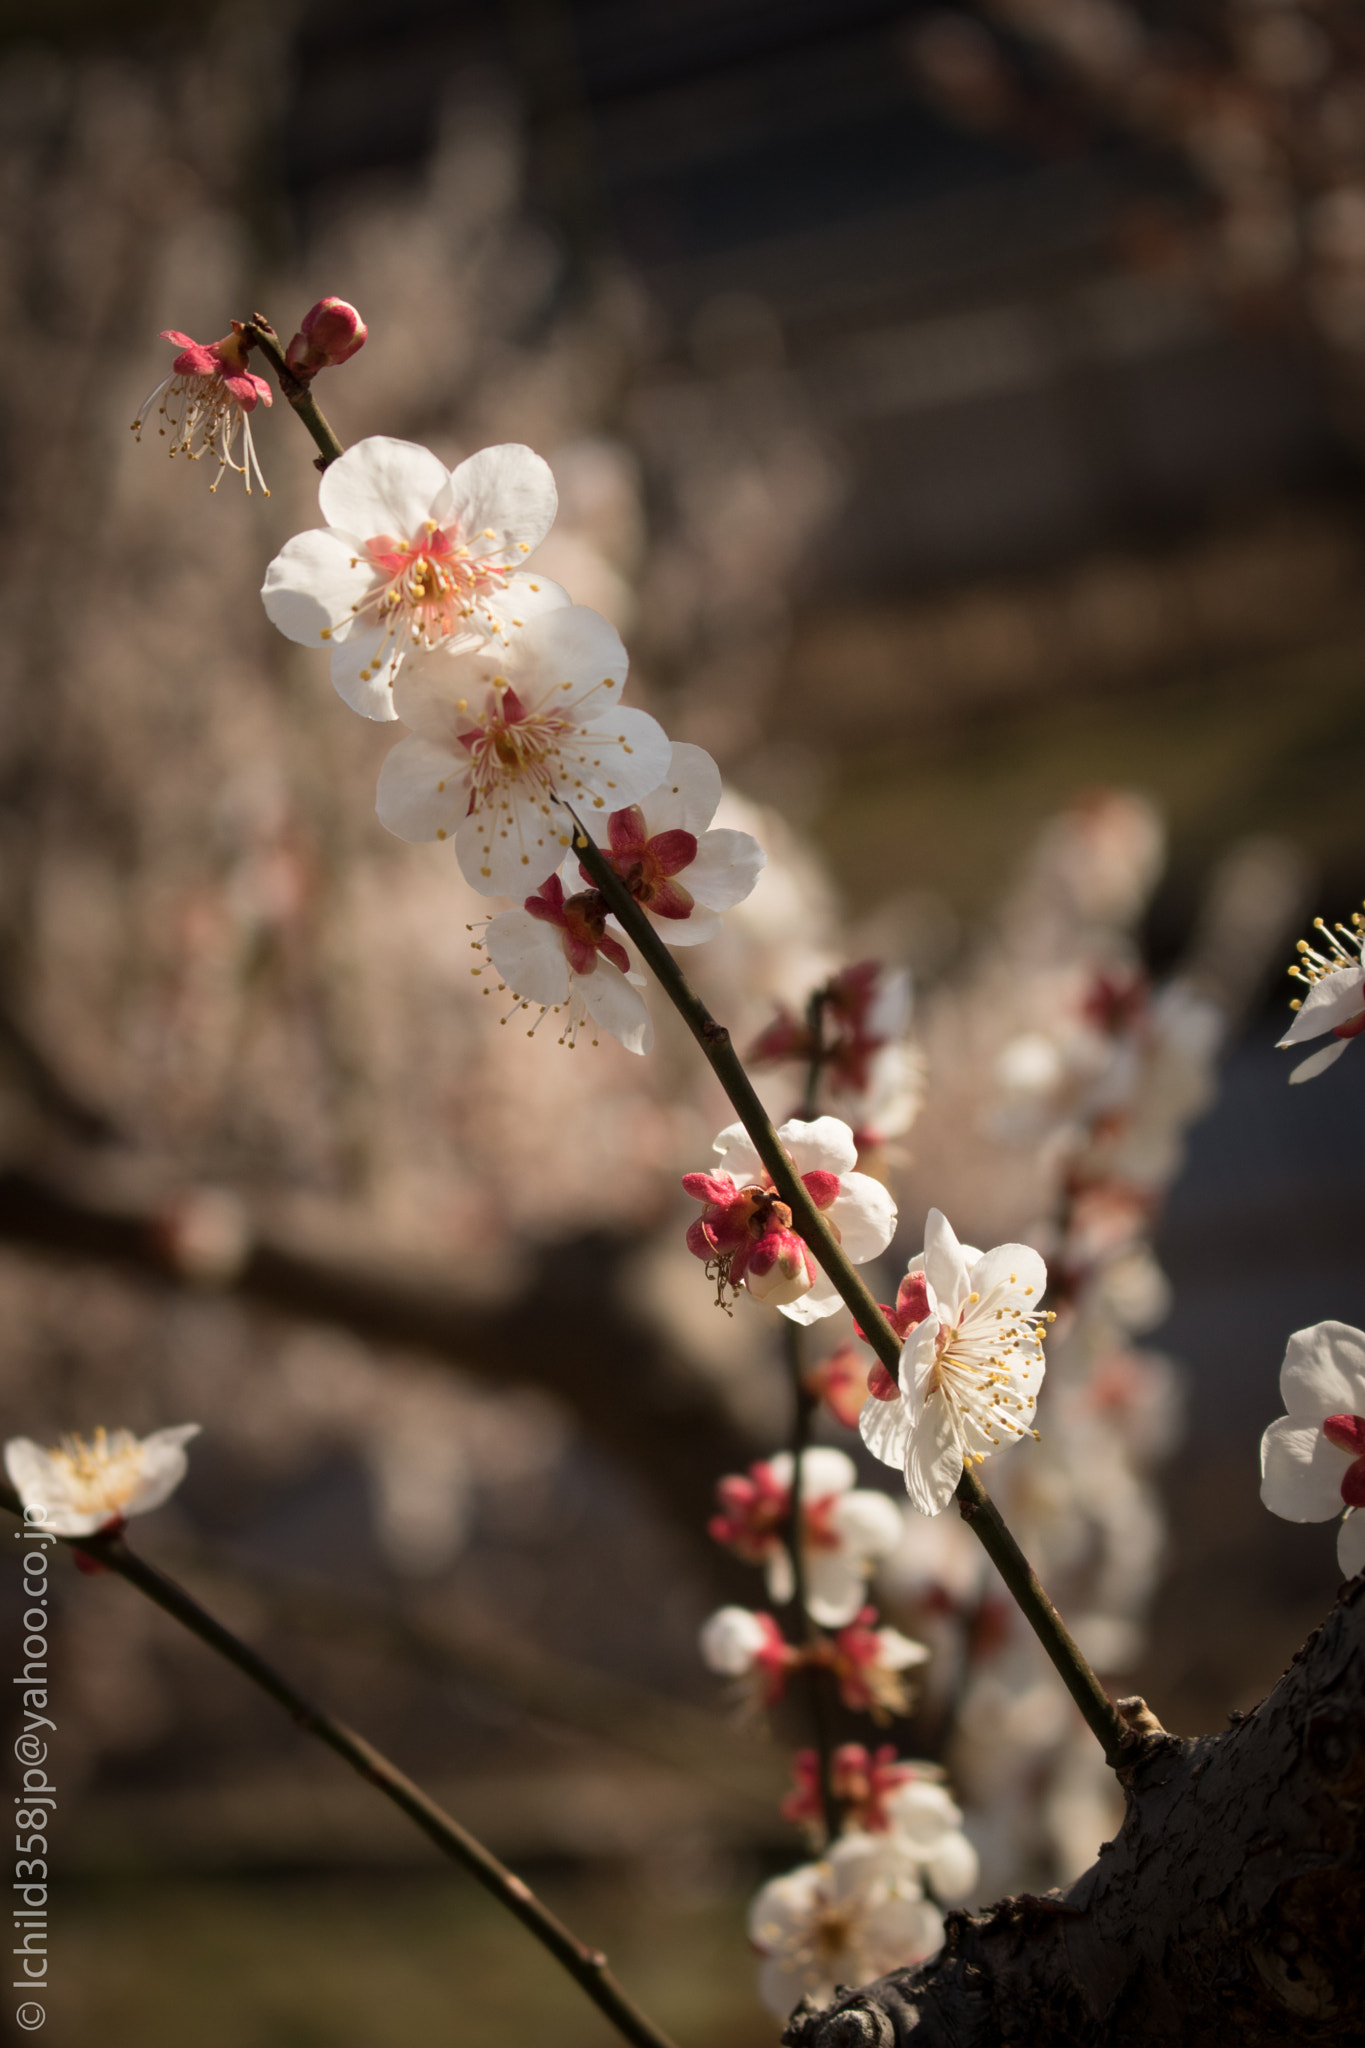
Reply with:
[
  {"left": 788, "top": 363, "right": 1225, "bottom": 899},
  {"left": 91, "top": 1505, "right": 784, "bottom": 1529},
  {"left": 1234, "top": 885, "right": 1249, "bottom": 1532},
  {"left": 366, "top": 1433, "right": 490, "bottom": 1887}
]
[
  {"left": 262, "top": 437, "right": 569, "bottom": 719},
  {"left": 481, "top": 872, "right": 652, "bottom": 1054},
  {"left": 375, "top": 605, "right": 670, "bottom": 896},
  {"left": 861, "top": 1210, "right": 1050, "bottom": 1515},
  {"left": 748, "top": 1832, "right": 944, "bottom": 2018},
  {"left": 132, "top": 326, "right": 271, "bottom": 495},
  {"left": 708, "top": 1447, "right": 903, "bottom": 1626},
  {"left": 1260, "top": 1320, "right": 1365, "bottom": 1579},
  {"left": 1277, "top": 905, "right": 1365, "bottom": 1082},
  {"left": 576, "top": 743, "right": 765, "bottom": 942},
  {"left": 4, "top": 1425, "right": 200, "bottom": 1537},
  {"left": 683, "top": 1117, "right": 897, "bottom": 1323}
]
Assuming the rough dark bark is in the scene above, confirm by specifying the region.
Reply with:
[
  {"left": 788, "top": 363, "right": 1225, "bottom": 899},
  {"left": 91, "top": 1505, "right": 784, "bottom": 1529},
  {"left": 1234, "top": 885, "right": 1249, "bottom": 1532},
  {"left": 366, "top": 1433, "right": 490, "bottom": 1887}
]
[{"left": 786, "top": 1575, "right": 1365, "bottom": 2048}]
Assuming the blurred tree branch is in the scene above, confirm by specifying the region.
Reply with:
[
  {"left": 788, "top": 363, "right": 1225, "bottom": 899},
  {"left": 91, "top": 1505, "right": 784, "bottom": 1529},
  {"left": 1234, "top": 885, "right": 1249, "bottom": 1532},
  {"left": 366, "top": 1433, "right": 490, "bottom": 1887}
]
[{"left": 0, "top": 1165, "right": 758, "bottom": 1542}]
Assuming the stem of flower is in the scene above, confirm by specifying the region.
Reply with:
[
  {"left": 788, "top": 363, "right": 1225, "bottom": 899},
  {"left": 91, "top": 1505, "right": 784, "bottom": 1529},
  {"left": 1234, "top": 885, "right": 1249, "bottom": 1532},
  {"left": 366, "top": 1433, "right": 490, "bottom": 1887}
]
[
  {"left": 1, "top": 1490, "right": 679, "bottom": 2048},
  {"left": 240, "top": 315, "right": 346, "bottom": 470},
  {"left": 568, "top": 816, "right": 1131, "bottom": 1767},
  {"left": 780, "top": 1323, "right": 838, "bottom": 1842}
]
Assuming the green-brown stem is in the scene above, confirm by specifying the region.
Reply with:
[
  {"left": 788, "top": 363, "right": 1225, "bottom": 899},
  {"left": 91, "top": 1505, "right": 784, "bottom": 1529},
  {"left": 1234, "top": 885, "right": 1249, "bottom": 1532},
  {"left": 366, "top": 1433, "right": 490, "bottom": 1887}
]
[
  {"left": 570, "top": 817, "right": 1130, "bottom": 1767},
  {"left": 2, "top": 1490, "right": 678, "bottom": 2048},
  {"left": 242, "top": 315, "right": 345, "bottom": 470}
]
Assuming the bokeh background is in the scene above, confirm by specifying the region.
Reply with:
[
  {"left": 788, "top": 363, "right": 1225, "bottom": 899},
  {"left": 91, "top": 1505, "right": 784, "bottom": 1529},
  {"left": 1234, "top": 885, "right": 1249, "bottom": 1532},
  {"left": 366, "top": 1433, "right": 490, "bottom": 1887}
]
[{"left": 2, "top": 0, "right": 1364, "bottom": 2041}]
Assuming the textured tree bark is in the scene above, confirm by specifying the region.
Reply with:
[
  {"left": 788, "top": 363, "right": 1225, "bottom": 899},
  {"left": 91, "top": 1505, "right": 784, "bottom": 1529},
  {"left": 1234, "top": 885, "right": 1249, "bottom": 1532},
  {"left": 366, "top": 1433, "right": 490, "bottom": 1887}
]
[{"left": 785, "top": 1574, "right": 1365, "bottom": 2048}]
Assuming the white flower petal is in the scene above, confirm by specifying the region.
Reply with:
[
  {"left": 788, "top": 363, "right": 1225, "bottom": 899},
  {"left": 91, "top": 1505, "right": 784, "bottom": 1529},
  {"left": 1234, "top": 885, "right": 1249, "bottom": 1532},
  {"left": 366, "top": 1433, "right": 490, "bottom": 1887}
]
[
  {"left": 922, "top": 1210, "right": 970, "bottom": 1314},
  {"left": 1290, "top": 1039, "right": 1351, "bottom": 1083},
  {"left": 504, "top": 603, "right": 629, "bottom": 716},
  {"left": 829, "top": 1172, "right": 898, "bottom": 1265},
  {"left": 484, "top": 909, "right": 571, "bottom": 1010},
  {"left": 651, "top": 906, "right": 723, "bottom": 947},
  {"left": 712, "top": 1122, "right": 763, "bottom": 1184},
  {"left": 455, "top": 800, "right": 567, "bottom": 899},
  {"left": 1259, "top": 1417, "right": 1348, "bottom": 1522},
  {"left": 579, "top": 957, "right": 654, "bottom": 1055},
  {"left": 683, "top": 827, "right": 766, "bottom": 911},
  {"left": 860, "top": 1392, "right": 913, "bottom": 1468},
  {"left": 317, "top": 436, "right": 450, "bottom": 541},
  {"left": 637, "top": 742, "right": 723, "bottom": 837},
  {"left": 780, "top": 1116, "right": 858, "bottom": 1178},
  {"left": 1279, "top": 1321, "right": 1365, "bottom": 1418},
  {"left": 1338, "top": 1510, "right": 1365, "bottom": 1579},
  {"left": 904, "top": 1389, "right": 963, "bottom": 1516},
  {"left": 967, "top": 1241, "right": 1048, "bottom": 1310},
  {"left": 777, "top": 1272, "right": 842, "bottom": 1324},
  {"left": 831, "top": 1487, "right": 903, "bottom": 1563},
  {"left": 805, "top": 1551, "right": 867, "bottom": 1627},
  {"left": 924, "top": 1831, "right": 978, "bottom": 1903},
  {"left": 261, "top": 528, "right": 375, "bottom": 643},
  {"left": 330, "top": 622, "right": 401, "bottom": 720},
  {"left": 481, "top": 572, "right": 572, "bottom": 631},
  {"left": 435, "top": 443, "right": 558, "bottom": 562},
  {"left": 1277, "top": 965, "right": 1365, "bottom": 1046},
  {"left": 374, "top": 736, "right": 467, "bottom": 843},
  {"left": 569, "top": 704, "right": 673, "bottom": 809},
  {"left": 769, "top": 1446, "right": 856, "bottom": 1498},
  {"left": 699, "top": 1606, "right": 766, "bottom": 1675}
]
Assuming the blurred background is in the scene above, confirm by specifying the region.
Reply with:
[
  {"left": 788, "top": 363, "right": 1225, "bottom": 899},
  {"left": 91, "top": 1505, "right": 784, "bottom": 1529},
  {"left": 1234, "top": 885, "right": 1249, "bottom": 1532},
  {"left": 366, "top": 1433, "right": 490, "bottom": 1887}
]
[{"left": 1, "top": 0, "right": 1364, "bottom": 2041}]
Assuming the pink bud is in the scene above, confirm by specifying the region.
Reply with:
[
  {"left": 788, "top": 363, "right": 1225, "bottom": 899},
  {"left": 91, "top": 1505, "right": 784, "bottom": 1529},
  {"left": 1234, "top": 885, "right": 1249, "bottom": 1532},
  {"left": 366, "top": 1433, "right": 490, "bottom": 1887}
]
[{"left": 285, "top": 297, "right": 367, "bottom": 377}]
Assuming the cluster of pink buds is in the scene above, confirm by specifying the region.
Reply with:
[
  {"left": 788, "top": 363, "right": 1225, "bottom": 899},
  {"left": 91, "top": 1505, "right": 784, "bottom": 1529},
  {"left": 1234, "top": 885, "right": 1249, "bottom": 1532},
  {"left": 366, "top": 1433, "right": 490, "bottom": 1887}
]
[{"left": 781, "top": 1744, "right": 920, "bottom": 1833}]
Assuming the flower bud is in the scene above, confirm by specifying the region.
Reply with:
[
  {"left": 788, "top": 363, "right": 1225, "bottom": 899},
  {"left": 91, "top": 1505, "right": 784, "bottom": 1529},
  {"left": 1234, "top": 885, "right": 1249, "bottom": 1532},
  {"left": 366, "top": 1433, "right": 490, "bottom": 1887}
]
[{"left": 285, "top": 297, "right": 367, "bottom": 377}]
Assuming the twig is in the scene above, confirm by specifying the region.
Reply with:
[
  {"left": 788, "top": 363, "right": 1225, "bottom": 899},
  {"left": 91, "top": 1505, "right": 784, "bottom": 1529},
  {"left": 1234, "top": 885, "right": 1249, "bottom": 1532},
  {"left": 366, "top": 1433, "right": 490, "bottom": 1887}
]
[
  {"left": 568, "top": 816, "right": 1130, "bottom": 1767},
  {"left": 240, "top": 315, "right": 345, "bottom": 470},
  {"left": 0, "top": 1488, "right": 680, "bottom": 2048}
]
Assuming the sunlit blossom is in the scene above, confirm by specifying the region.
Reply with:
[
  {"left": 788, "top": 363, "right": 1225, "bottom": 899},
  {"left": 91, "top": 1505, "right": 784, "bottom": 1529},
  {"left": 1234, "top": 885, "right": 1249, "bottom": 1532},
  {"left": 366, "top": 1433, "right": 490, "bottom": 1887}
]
[
  {"left": 478, "top": 873, "right": 652, "bottom": 1054},
  {"left": 374, "top": 604, "right": 670, "bottom": 897},
  {"left": 4, "top": 1424, "right": 201, "bottom": 1538},
  {"left": 576, "top": 743, "right": 765, "bottom": 943},
  {"left": 861, "top": 1210, "right": 1050, "bottom": 1514},
  {"left": 1277, "top": 905, "right": 1365, "bottom": 1082},
  {"left": 262, "top": 437, "right": 568, "bottom": 719}
]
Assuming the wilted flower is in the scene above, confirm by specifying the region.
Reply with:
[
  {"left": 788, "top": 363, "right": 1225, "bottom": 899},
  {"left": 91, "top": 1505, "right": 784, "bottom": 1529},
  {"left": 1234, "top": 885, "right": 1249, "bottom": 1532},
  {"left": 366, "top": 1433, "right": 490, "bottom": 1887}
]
[
  {"left": 861, "top": 1210, "right": 1050, "bottom": 1514},
  {"left": 1277, "top": 906, "right": 1365, "bottom": 1082},
  {"left": 375, "top": 605, "right": 670, "bottom": 897},
  {"left": 708, "top": 1448, "right": 903, "bottom": 1626},
  {"left": 682, "top": 1117, "right": 897, "bottom": 1323},
  {"left": 747, "top": 1833, "right": 944, "bottom": 2018},
  {"left": 4, "top": 1425, "right": 201, "bottom": 1538},
  {"left": 1260, "top": 1320, "right": 1365, "bottom": 1578},
  {"left": 132, "top": 325, "right": 271, "bottom": 494},
  {"left": 261, "top": 437, "right": 568, "bottom": 719}
]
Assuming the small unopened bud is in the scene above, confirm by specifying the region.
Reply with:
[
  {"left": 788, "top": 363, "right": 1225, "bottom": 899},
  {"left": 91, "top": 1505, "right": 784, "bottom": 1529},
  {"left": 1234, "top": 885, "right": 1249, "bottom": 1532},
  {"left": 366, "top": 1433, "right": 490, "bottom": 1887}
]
[{"left": 285, "top": 297, "right": 367, "bottom": 378}]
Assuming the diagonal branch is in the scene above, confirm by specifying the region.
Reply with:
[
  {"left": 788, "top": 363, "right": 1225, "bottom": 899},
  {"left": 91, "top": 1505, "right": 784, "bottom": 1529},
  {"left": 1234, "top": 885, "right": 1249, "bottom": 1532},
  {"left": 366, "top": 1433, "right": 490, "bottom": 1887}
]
[{"left": 4, "top": 1488, "right": 680, "bottom": 2048}]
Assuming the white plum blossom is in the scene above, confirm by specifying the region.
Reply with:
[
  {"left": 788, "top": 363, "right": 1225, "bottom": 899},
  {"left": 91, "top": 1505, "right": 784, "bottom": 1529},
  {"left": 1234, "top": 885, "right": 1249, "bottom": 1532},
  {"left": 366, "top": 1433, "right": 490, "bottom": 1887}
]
[
  {"left": 1260, "top": 1320, "right": 1365, "bottom": 1578},
  {"left": 748, "top": 1832, "right": 944, "bottom": 2018},
  {"left": 261, "top": 437, "right": 568, "bottom": 720},
  {"left": 374, "top": 604, "right": 670, "bottom": 897},
  {"left": 481, "top": 873, "right": 652, "bottom": 1054},
  {"left": 698, "top": 1606, "right": 796, "bottom": 1707},
  {"left": 683, "top": 1117, "right": 897, "bottom": 1324},
  {"left": 1278, "top": 906, "right": 1365, "bottom": 1082},
  {"left": 708, "top": 1446, "right": 904, "bottom": 1626},
  {"left": 576, "top": 742, "right": 766, "bottom": 944},
  {"left": 5, "top": 1425, "right": 200, "bottom": 1537},
  {"left": 861, "top": 1210, "right": 1050, "bottom": 1515},
  {"left": 885, "top": 1778, "right": 980, "bottom": 1903}
]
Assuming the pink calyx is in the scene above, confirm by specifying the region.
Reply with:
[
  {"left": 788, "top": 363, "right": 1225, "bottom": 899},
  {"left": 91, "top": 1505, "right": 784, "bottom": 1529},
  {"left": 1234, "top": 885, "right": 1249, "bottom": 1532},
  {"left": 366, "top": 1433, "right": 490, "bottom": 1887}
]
[
  {"left": 1332, "top": 1007, "right": 1365, "bottom": 1043},
  {"left": 1324, "top": 1413, "right": 1365, "bottom": 1506},
  {"left": 682, "top": 1163, "right": 840, "bottom": 1308},
  {"left": 823, "top": 1606, "right": 916, "bottom": 1719},
  {"left": 523, "top": 874, "right": 627, "bottom": 977},
  {"left": 805, "top": 1340, "right": 872, "bottom": 1427},
  {"left": 860, "top": 1271, "right": 931, "bottom": 1401},
  {"left": 707, "top": 1458, "right": 842, "bottom": 1562},
  {"left": 586, "top": 804, "right": 698, "bottom": 920}
]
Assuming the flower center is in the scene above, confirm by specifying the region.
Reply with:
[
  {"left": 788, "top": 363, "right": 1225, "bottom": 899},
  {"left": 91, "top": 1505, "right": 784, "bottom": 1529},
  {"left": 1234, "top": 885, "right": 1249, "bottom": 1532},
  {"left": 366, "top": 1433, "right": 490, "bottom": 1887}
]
[
  {"left": 458, "top": 686, "right": 575, "bottom": 805},
  {"left": 53, "top": 1427, "right": 139, "bottom": 1509},
  {"left": 363, "top": 523, "right": 511, "bottom": 651}
]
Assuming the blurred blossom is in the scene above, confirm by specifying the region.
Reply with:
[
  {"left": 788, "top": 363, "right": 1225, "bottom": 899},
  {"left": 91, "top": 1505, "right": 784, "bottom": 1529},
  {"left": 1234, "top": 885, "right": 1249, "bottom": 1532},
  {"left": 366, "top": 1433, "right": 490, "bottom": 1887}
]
[
  {"left": 4, "top": 1424, "right": 200, "bottom": 1538},
  {"left": 1260, "top": 1320, "right": 1365, "bottom": 1579},
  {"left": 132, "top": 324, "right": 271, "bottom": 494},
  {"left": 747, "top": 1833, "right": 944, "bottom": 2018}
]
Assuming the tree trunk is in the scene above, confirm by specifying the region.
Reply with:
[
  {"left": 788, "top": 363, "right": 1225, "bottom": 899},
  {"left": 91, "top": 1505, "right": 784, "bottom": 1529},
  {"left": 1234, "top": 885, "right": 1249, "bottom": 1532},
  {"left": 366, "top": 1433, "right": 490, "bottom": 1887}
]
[{"left": 785, "top": 1573, "right": 1365, "bottom": 2047}]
